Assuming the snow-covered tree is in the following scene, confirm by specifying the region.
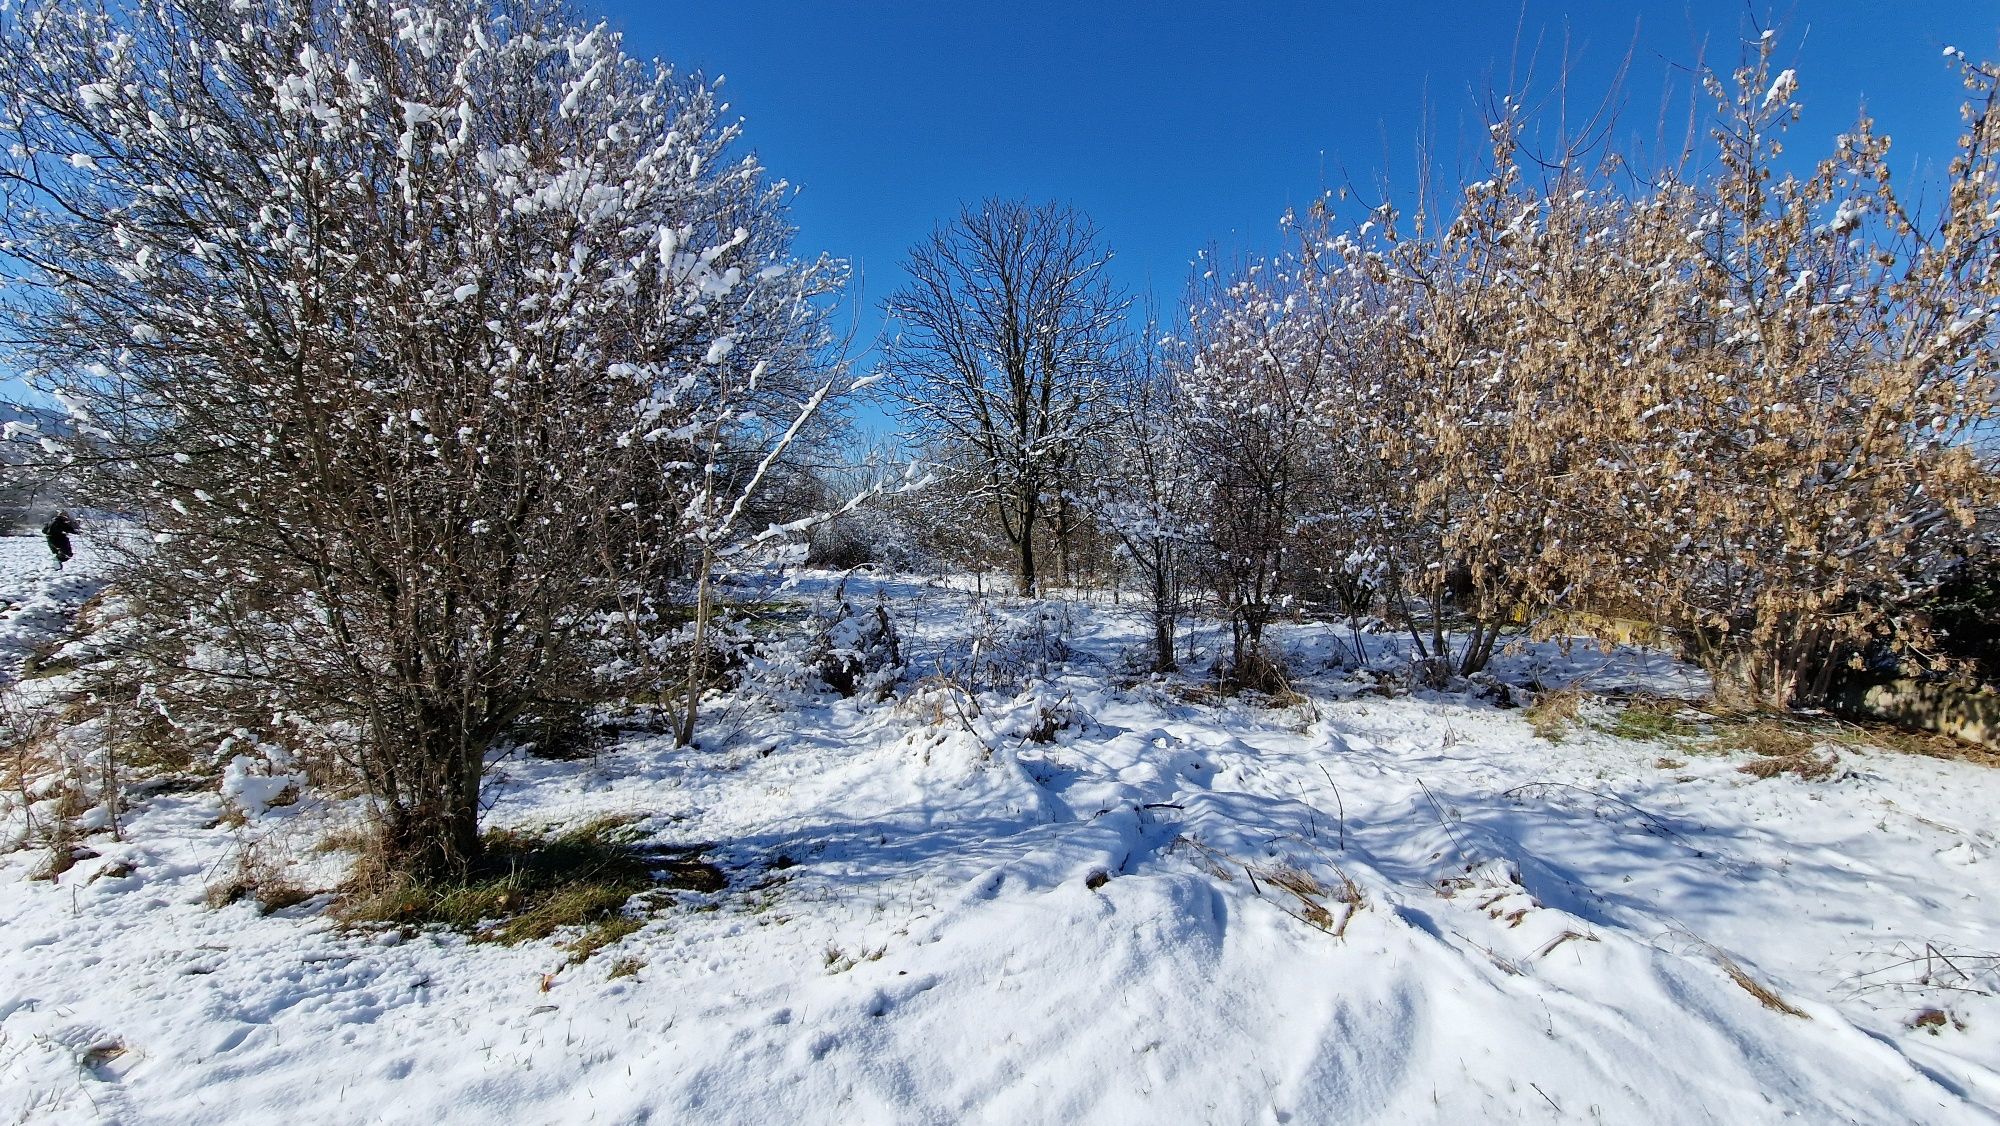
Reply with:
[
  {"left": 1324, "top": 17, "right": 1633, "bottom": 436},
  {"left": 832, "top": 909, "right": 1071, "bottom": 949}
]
[
  {"left": 0, "top": 0, "right": 845, "bottom": 878},
  {"left": 1179, "top": 254, "right": 1347, "bottom": 687},
  {"left": 1338, "top": 131, "right": 1654, "bottom": 682},
  {"left": 1285, "top": 37, "right": 2000, "bottom": 702}
]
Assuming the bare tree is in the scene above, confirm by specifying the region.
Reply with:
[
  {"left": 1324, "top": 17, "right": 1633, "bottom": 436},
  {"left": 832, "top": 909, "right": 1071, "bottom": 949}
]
[
  {"left": 1087, "top": 321, "right": 1193, "bottom": 672},
  {"left": 882, "top": 199, "right": 1128, "bottom": 595}
]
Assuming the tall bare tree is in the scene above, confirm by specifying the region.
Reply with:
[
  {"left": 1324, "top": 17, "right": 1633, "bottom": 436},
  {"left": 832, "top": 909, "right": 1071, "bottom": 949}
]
[
  {"left": 1088, "top": 322, "right": 1193, "bottom": 672},
  {"left": 882, "top": 199, "right": 1127, "bottom": 595}
]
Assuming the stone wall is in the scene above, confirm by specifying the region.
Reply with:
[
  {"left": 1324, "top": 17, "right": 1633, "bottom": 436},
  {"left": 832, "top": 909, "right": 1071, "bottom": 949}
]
[{"left": 1835, "top": 678, "right": 2000, "bottom": 750}]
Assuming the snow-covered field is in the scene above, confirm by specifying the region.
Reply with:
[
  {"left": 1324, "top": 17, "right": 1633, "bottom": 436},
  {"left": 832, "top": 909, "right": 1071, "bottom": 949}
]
[{"left": 3, "top": 536, "right": 1998, "bottom": 1124}]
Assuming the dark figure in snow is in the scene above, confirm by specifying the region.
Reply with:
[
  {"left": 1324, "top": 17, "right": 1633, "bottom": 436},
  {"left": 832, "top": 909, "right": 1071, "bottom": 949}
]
[{"left": 42, "top": 511, "right": 77, "bottom": 569}]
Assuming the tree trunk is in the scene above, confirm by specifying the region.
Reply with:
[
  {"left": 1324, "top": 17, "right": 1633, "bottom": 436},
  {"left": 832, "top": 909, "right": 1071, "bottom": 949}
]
[
  {"left": 381, "top": 728, "right": 484, "bottom": 882},
  {"left": 1456, "top": 619, "right": 1502, "bottom": 678},
  {"left": 1016, "top": 524, "right": 1038, "bottom": 596},
  {"left": 1701, "top": 634, "right": 1811, "bottom": 713},
  {"left": 676, "top": 549, "right": 715, "bottom": 748},
  {"left": 1151, "top": 564, "right": 1177, "bottom": 673},
  {"left": 1054, "top": 493, "right": 1075, "bottom": 587}
]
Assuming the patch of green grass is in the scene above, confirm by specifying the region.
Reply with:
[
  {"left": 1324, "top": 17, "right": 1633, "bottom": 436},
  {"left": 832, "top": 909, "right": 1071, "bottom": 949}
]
[
  {"left": 338, "top": 815, "right": 723, "bottom": 963},
  {"left": 564, "top": 914, "right": 646, "bottom": 964},
  {"left": 17, "top": 651, "right": 78, "bottom": 680},
  {"left": 1603, "top": 699, "right": 1699, "bottom": 743}
]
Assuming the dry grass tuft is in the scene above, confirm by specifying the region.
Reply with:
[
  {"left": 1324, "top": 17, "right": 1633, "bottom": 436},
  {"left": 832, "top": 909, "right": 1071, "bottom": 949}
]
[
  {"left": 1835, "top": 722, "right": 2000, "bottom": 769},
  {"left": 80, "top": 1038, "right": 127, "bottom": 1071},
  {"left": 1718, "top": 720, "right": 1839, "bottom": 781},
  {"left": 1261, "top": 864, "right": 1327, "bottom": 901},
  {"left": 1256, "top": 861, "right": 1363, "bottom": 937},
  {"left": 1723, "top": 721, "right": 1815, "bottom": 758},
  {"left": 1170, "top": 681, "right": 1225, "bottom": 707},
  {"left": 1169, "top": 836, "right": 1363, "bottom": 937},
  {"left": 1738, "top": 751, "right": 1839, "bottom": 781},
  {"left": 204, "top": 837, "right": 315, "bottom": 913},
  {"left": 1720, "top": 954, "right": 1809, "bottom": 1017},
  {"left": 1219, "top": 650, "right": 1294, "bottom": 698},
  {"left": 896, "top": 675, "right": 982, "bottom": 729},
  {"left": 1908, "top": 1007, "right": 1967, "bottom": 1034},
  {"left": 1524, "top": 687, "right": 1583, "bottom": 743}
]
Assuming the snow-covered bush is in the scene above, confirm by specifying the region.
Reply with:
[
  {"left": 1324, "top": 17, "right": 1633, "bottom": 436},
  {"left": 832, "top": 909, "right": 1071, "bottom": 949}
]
[
  {"left": 1149, "top": 36, "right": 2000, "bottom": 705},
  {"left": 217, "top": 733, "right": 306, "bottom": 820},
  {"left": 988, "top": 685, "right": 1082, "bottom": 745},
  {"left": 806, "top": 504, "right": 927, "bottom": 573},
  {"left": 949, "top": 598, "right": 1075, "bottom": 694},
  {"left": 0, "top": 0, "right": 846, "bottom": 879},
  {"left": 807, "top": 588, "right": 902, "bottom": 700}
]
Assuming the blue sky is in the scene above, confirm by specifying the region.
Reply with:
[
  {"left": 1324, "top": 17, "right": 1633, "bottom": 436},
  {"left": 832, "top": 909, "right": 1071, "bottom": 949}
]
[
  {"left": 611, "top": 0, "right": 2000, "bottom": 421},
  {"left": 6, "top": 3, "right": 1996, "bottom": 420}
]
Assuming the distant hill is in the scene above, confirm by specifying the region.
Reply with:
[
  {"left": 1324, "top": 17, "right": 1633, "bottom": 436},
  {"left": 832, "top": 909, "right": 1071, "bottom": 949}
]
[{"left": 0, "top": 400, "right": 70, "bottom": 532}]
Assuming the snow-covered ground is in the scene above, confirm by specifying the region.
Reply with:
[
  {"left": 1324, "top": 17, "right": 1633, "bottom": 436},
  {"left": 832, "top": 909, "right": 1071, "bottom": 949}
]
[
  {"left": 3, "top": 542, "right": 1998, "bottom": 1123},
  {"left": 0, "top": 534, "right": 106, "bottom": 677}
]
